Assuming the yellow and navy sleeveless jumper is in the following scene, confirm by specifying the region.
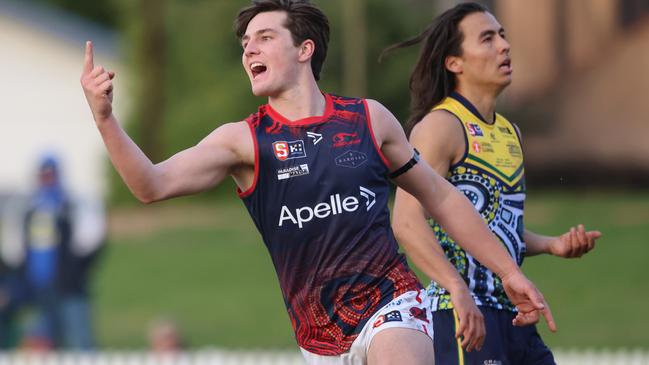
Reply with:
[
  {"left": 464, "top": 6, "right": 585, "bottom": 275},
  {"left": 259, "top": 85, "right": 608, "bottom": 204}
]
[{"left": 428, "top": 92, "right": 526, "bottom": 313}]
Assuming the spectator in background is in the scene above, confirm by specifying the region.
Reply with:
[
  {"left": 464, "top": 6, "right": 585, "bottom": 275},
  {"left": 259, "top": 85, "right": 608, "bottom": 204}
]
[
  {"left": 148, "top": 317, "right": 185, "bottom": 354},
  {"left": 19, "top": 155, "right": 104, "bottom": 350}
]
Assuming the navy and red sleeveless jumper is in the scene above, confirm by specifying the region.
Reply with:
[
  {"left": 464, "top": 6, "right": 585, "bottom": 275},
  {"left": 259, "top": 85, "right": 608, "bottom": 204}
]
[{"left": 238, "top": 93, "right": 422, "bottom": 355}]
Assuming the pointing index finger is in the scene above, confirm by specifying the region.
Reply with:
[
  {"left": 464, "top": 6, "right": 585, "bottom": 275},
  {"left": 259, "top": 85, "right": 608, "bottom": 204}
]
[
  {"left": 541, "top": 304, "right": 557, "bottom": 332},
  {"left": 84, "top": 41, "right": 94, "bottom": 74}
]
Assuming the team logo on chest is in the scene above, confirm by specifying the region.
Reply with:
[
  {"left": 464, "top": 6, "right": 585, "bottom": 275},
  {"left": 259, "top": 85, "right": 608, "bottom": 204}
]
[
  {"left": 332, "top": 132, "right": 361, "bottom": 148},
  {"left": 273, "top": 140, "right": 307, "bottom": 161}
]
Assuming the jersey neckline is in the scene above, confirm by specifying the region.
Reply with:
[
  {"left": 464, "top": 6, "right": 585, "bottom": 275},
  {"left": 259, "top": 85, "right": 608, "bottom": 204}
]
[
  {"left": 449, "top": 91, "right": 496, "bottom": 126},
  {"left": 266, "top": 92, "right": 334, "bottom": 126}
]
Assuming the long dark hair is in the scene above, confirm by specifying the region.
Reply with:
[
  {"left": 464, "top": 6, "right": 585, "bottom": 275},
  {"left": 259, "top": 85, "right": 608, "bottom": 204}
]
[
  {"left": 235, "top": 0, "right": 330, "bottom": 81},
  {"left": 381, "top": 2, "right": 488, "bottom": 135}
]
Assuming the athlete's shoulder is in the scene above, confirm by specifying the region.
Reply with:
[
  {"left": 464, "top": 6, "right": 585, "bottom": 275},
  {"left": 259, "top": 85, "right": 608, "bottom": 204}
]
[
  {"left": 412, "top": 108, "right": 464, "bottom": 140},
  {"left": 364, "top": 98, "right": 400, "bottom": 129},
  {"left": 327, "top": 93, "right": 365, "bottom": 109},
  {"left": 363, "top": 98, "right": 394, "bottom": 118},
  {"left": 198, "top": 120, "right": 254, "bottom": 163},
  {"left": 410, "top": 109, "right": 465, "bottom": 171},
  {"left": 432, "top": 96, "right": 461, "bottom": 112},
  {"left": 206, "top": 120, "right": 250, "bottom": 137}
]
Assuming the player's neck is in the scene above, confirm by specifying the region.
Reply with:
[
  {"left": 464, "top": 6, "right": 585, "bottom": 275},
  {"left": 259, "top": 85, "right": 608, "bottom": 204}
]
[
  {"left": 268, "top": 78, "right": 325, "bottom": 122},
  {"left": 455, "top": 85, "right": 499, "bottom": 124}
]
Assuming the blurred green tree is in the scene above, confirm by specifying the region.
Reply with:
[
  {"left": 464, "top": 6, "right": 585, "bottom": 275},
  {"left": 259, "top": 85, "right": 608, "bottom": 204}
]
[
  {"left": 33, "top": 0, "right": 119, "bottom": 27},
  {"left": 45, "top": 0, "right": 434, "bottom": 203}
]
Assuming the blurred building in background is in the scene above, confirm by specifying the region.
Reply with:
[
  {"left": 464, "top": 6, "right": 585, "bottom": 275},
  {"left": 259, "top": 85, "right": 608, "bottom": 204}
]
[
  {"left": 437, "top": 0, "right": 649, "bottom": 185},
  {"left": 486, "top": 0, "right": 649, "bottom": 185},
  {"left": 0, "top": 0, "right": 114, "bottom": 349},
  {"left": 0, "top": 0, "right": 128, "bottom": 199}
]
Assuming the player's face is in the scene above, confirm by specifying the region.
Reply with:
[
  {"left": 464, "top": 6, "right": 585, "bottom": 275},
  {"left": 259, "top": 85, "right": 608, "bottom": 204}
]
[
  {"left": 241, "top": 11, "right": 301, "bottom": 97},
  {"left": 455, "top": 12, "right": 512, "bottom": 90}
]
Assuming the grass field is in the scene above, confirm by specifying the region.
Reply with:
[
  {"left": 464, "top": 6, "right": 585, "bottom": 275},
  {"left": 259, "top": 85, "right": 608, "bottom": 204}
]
[{"left": 93, "top": 190, "right": 649, "bottom": 349}]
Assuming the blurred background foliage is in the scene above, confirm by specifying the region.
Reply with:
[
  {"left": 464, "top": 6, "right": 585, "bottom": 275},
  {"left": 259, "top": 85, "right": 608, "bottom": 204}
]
[{"left": 34, "top": 0, "right": 435, "bottom": 204}]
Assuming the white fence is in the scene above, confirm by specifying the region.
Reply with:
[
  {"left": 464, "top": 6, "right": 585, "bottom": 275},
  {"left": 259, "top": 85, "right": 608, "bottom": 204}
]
[{"left": 0, "top": 349, "right": 648, "bottom": 364}]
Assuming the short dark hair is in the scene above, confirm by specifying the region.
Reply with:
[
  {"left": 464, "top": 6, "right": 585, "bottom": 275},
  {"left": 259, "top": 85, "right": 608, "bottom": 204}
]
[
  {"left": 235, "top": 0, "right": 330, "bottom": 81},
  {"left": 381, "top": 2, "right": 489, "bottom": 135}
]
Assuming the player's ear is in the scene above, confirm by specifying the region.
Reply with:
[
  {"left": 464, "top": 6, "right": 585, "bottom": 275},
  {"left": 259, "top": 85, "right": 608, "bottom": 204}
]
[
  {"left": 445, "top": 55, "right": 462, "bottom": 74},
  {"left": 298, "top": 39, "right": 315, "bottom": 63}
]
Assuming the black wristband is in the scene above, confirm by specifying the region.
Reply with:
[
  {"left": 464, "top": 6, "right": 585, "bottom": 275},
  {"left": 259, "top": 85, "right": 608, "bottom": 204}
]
[{"left": 389, "top": 149, "right": 420, "bottom": 179}]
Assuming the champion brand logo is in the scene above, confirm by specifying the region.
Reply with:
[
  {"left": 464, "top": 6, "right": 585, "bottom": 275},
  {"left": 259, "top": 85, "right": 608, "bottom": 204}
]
[
  {"left": 278, "top": 186, "right": 376, "bottom": 229},
  {"left": 273, "top": 140, "right": 306, "bottom": 161},
  {"left": 306, "top": 132, "right": 323, "bottom": 145}
]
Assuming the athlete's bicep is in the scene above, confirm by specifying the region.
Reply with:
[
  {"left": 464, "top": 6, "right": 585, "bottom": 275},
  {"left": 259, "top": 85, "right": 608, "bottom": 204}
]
[
  {"left": 409, "top": 110, "right": 465, "bottom": 177},
  {"left": 394, "top": 111, "right": 463, "bottom": 221},
  {"left": 365, "top": 100, "right": 455, "bottom": 207},
  {"left": 155, "top": 121, "right": 252, "bottom": 199}
]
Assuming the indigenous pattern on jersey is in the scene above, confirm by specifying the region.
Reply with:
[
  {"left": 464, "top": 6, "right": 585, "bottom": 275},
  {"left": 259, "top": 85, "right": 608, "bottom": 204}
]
[
  {"left": 427, "top": 92, "right": 526, "bottom": 313},
  {"left": 239, "top": 93, "right": 422, "bottom": 355}
]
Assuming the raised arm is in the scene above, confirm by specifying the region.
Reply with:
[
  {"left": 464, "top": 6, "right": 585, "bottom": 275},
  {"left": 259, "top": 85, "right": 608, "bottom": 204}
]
[
  {"left": 367, "top": 99, "right": 556, "bottom": 332},
  {"left": 80, "top": 41, "right": 253, "bottom": 203}
]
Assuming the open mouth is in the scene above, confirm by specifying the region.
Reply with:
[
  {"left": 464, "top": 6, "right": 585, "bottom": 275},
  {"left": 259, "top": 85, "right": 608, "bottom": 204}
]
[
  {"left": 250, "top": 62, "right": 268, "bottom": 79},
  {"left": 499, "top": 59, "right": 512, "bottom": 70}
]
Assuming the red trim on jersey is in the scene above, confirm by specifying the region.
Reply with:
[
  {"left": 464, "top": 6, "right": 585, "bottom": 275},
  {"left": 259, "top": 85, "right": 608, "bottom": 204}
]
[
  {"left": 363, "top": 99, "right": 391, "bottom": 169},
  {"left": 266, "top": 93, "right": 334, "bottom": 126},
  {"left": 237, "top": 118, "right": 259, "bottom": 198}
]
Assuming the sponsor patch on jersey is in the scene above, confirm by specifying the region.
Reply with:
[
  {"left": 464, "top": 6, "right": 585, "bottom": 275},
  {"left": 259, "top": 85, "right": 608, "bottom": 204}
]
[
  {"left": 277, "top": 164, "right": 310, "bottom": 180},
  {"left": 472, "top": 141, "right": 482, "bottom": 153},
  {"left": 467, "top": 123, "right": 484, "bottom": 137},
  {"left": 373, "top": 310, "right": 403, "bottom": 328},
  {"left": 278, "top": 186, "right": 376, "bottom": 229},
  {"left": 335, "top": 150, "right": 367, "bottom": 168},
  {"left": 273, "top": 140, "right": 306, "bottom": 161},
  {"left": 481, "top": 142, "right": 495, "bottom": 153},
  {"left": 332, "top": 132, "right": 361, "bottom": 147},
  {"left": 506, "top": 142, "right": 522, "bottom": 158},
  {"left": 498, "top": 126, "right": 513, "bottom": 135}
]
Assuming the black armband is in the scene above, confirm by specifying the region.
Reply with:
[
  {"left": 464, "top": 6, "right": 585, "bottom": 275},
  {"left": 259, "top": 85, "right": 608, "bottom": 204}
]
[{"left": 389, "top": 149, "right": 420, "bottom": 179}]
